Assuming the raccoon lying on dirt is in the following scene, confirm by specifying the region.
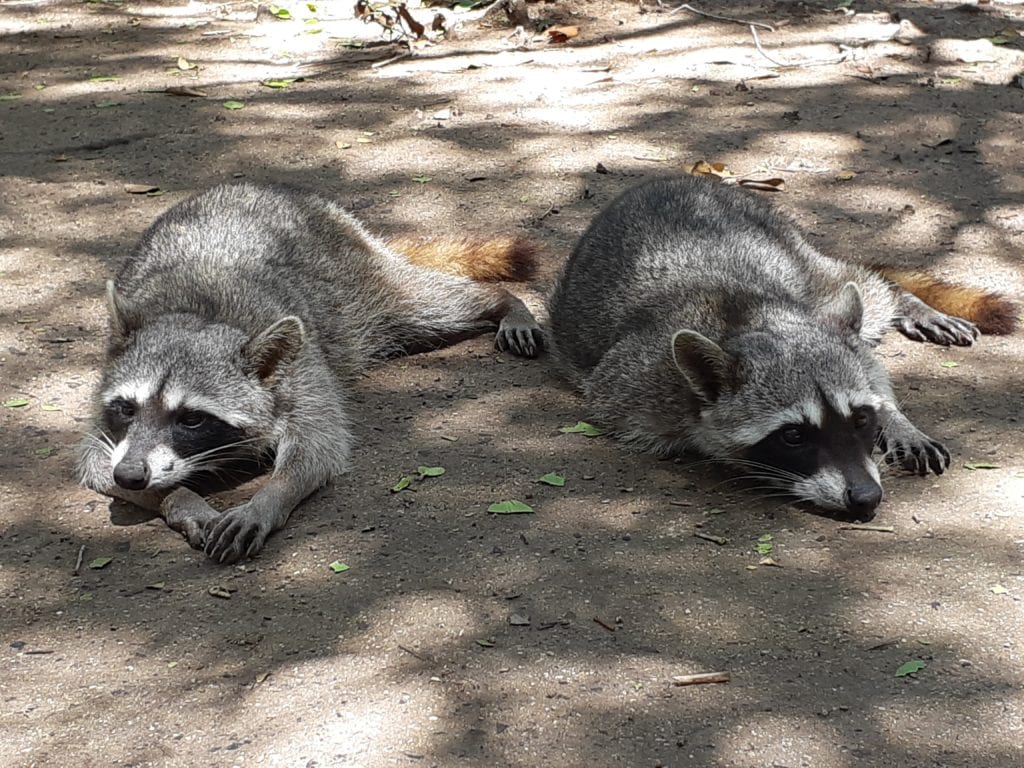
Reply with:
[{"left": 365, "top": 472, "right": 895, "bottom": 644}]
[
  {"left": 548, "top": 176, "right": 1017, "bottom": 521},
  {"left": 77, "top": 183, "right": 542, "bottom": 563}
]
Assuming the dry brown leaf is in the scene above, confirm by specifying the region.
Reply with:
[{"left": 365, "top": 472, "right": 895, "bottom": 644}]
[
  {"left": 689, "top": 160, "right": 734, "bottom": 179},
  {"left": 124, "top": 183, "right": 161, "bottom": 194},
  {"left": 738, "top": 177, "right": 785, "bottom": 192},
  {"left": 547, "top": 26, "right": 579, "bottom": 44},
  {"left": 835, "top": 170, "right": 857, "bottom": 181}
]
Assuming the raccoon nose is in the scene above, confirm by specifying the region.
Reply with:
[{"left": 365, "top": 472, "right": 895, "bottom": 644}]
[
  {"left": 845, "top": 482, "right": 883, "bottom": 520},
  {"left": 113, "top": 461, "right": 150, "bottom": 491}
]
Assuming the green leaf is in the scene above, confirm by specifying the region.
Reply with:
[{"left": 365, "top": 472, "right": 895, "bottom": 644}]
[
  {"left": 756, "top": 541, "right": 773, "bottom": 556},
  {"left": 538, "top": 472, "right": 566, "bottom": 487},
  {"left": 222, "top": 100, "right": 245, "bottom": 110},
  {"left": 558, "top": 421, "right": 607, "bottom": 437},
  {"left": 989, "top": 35, "right": 1012, "bottom": 46},
  {"left": 475, "top": 638, "right": 495, "bottom": 647},
  {"left": 94, "top": 100, "right": 121, "bottom": 108},
  {"left": 269, "top": 5, "right": 292, "bottom": 18},
  {"left": 990, "top": 584, "right": 1009, "bottom": 595},
  {"left": 88, "top": 556, "right": 113, "bottom": 569},
  {"left": 963, "top": 462, "right": 999, "bottom": 470},
  {"left": 306, "top": 2, "right": 318, "bottom": 11},
  {"left": 894, "top": 659, "right": 926, "bottom": 677},
  {"left": 0, "top": 93, "right": 23, "bottom": 101},
  {"left": 329, "top": 561, "right": 350, "bottom": 573},
  {"left": 411, "top": 175, "right": 432, "bottom": 184},
  {"left": 417, "top": 466, "right": 446, "bottom": 478},
  {"left": 261, "top": 78, "right": 295, "bottom": 89},
  {"left": 940, "top": 361, "right": 960, "bottom": 368},
  {"left": 4, "top": 398, "right": 30, "bottom": 408},
  {"left": 391, "top": 475, "right": 412, "bottom": 493},
  {"left": 40, "top": 404, "right": 61, "bottom": 412},
  {"left": 89, "top": 75, "right": 119, "bottom": 82},
  {"left": 488, "top": 500, "right": 534, "bottom": 514},
  {"left": 34, "top": 447, "right": 57, "bottom": 458}
]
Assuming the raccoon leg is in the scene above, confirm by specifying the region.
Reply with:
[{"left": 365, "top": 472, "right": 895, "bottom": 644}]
[
  {"left": 892, "top": 291, "right": 978, "bottom": 347},
  {"left": 161, "top": 487, "right": 221, "bottom": 550},
  {"left": 876, "top": 403, "right": 950, "bottom": 476},
  {"left": 490, "top": 289, "right": 544, "bottom": 358}
]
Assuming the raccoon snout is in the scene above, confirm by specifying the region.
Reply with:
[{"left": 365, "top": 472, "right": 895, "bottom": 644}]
[
  {"left": 844, "top": 482, "right": 882, "bottom": 521},
  {"left": 113, "top": 461, "right": 151, "bottom": 491}
]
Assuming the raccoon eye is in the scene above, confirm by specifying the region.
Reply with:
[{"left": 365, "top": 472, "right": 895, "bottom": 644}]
[
  {"left": 780, "top": 426, "right": 805, "bottom": 447},
  {"left": 177, "top": 411, "right": 207, "bottom": 429},
  {"left": 852, "top": 409, "right": 873, "bottom": 431},
  {"left": 111, "top": 399, "right": 136, "bottom": 419}
]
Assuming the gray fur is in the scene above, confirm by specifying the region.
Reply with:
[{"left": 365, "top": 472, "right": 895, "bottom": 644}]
[
  {"left": 77, "top": 183, "right": 541, "bottom": 563},
  {"left": 548, "top": 176, "right": 975, "bottom": 518}
]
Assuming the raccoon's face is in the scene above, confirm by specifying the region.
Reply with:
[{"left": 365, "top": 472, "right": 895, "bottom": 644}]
[
  {"left": 89, "top": 319, "right": 280, "bottom": 496},
  {"left": 672, "top": 328, "right": 884, "bottom": 520}
]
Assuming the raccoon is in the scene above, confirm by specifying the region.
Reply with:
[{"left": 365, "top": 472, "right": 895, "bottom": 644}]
[
  {"left": 77, "top": 183, "right": 542, "bottom": 562},
  {"left": 547, "top": 176, "right": 1017, "bottom": 520}
]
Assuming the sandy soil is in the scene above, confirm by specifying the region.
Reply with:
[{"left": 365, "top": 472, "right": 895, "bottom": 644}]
[{"left": 2, "top": 1, "right": 1023, "bottom": 766}]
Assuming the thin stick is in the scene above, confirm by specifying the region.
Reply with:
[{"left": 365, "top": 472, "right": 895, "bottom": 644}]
[
  {"left": 593, "top": 617, "right": 617, "bottom": 633},
  {"left": 371, "top": 50, "right": 412, "bottom": 69},
  {"left": 73, "top": 545, "right": 85, "bottom": 576},
  {"left": 694, "top": 531, "right": 728, "bottom": 545},
  {"left": 749, "top": 25, "right": 850, "bottom": 68},
  {"left": 672, "top": 671, "right": 731, "bottom": 686},
  {"left": 398, "top": 644, "right": 431, "bottom": 661},
  {"left": 671, "top": 4, "right": 774, "bottom": 32},
  {"left": 839, "top": 523, "right": 895, "bottom": 533}
]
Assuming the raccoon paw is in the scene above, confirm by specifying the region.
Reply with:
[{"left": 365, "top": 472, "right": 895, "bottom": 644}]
[
  {"left": 894, "top": 310, "right": 978, "bottom": 347},
  {"left": 162, "top": 487, "right": 220, "bottom": 551},
  {"left": 204, "top": 503, "right": 272, "bottom": 564},
  {"left": 879, "top": 433, "right": 951, "bottom": 476},
  {"left": 495, "top": 321, "right": 544, "bottom": 358}
]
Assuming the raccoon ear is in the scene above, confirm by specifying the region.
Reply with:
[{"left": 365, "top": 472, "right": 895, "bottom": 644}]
[
  {"left": 823, "top": 282, "right": 864, "bottom": 336},
  {"left": 105, "top": 280, "right": 140, "bottom": 347},
  {"left": 671, "top": 330, "right": 734, "bottom": 404},
  {"left": 244, "top": 316, "right": 305, "bottom": 382}
]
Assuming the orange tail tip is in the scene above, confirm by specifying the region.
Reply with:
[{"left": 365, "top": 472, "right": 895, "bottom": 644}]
[
  {"left": 388, "top": 235, "right": 539, "bottom": 282},
  {"left": 881, "top": 269, "right": 1020, "bottom": 335}
]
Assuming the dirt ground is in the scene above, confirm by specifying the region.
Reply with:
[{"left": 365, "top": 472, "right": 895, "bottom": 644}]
[{"left": 2, "top": 1, "right": 1024, "bottom": 766}]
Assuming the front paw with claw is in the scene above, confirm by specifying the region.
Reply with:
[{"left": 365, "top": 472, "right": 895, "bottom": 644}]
[
  {"left": 879, "top": 429, "right": 951, "bottom": 476},
  {"left": 203, "top": 502, "right": 275, "bottom": 564},
  {"left": 162, "top": 487, "right": 221, "bottom": 551},
  {"left": 496, "top": 322, "right": 544, "bottom": 358},
  {"left": 894, "top": 310, "right": 979, "bottom": 347}
]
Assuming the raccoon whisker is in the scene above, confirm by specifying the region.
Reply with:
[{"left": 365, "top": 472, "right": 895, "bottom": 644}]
[
  {"left": 187, "top": 437, "right": 266, "bottom": 463},
  {"left": 82, "top": 432, "right": 115, "bottom": 457}
]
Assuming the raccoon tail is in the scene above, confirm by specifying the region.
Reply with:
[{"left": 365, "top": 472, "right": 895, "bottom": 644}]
[
  {"left": 387, "top": 235, "right": 538, "bottom": 282},
  {"left": 880, "top": 269, "right": 1019, "bottom": 335}
]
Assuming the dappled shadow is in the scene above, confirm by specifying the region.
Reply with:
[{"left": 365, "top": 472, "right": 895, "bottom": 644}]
[{"left": 2, "top": 2, "right": 1024, "bottom": 766}]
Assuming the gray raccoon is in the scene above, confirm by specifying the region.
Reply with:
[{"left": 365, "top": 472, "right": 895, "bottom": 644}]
[
  {"left": 77, "top": 183, "right": 542, "bottom": 562},
  {"left": 548, "top": 176, "right": 1017, "bottom": 520}
]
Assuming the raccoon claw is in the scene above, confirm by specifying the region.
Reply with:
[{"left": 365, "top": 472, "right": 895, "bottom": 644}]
[
  {"left": 894, "top": 312, "right": 978, "bottom": 347},
  {"left": 881, "top": 436, "right": 950, "bottom": 476},
  {"left": 162, "top": 487, "right": 220, "bottom": 551},
  {"left": 204, "top": 505, "right": 271, "bottom": 564},
  {"left": 495, "top": 325, "right": 543, "bottom": 358}
]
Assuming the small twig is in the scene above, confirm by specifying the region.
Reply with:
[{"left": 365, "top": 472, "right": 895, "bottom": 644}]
[
  {"left": 593, "top": 617, "right": 617, "bottom": 633},
  {"left": 672, "top": 671, "right": 731, "bottom": 686},
  {"left": 671, "top": 4, "right": 774, "bottom": 32},
  {"left": 23, "top": 649, "right": 56, "bottom": 655},
  {"left": 371, "top": 50, "right": 412, "bottom": 69},
  {"left": 749, "top": 25, "right": 851, "bottom": 69},
  {"left": 73, "top": 545, "right": 85, "bottom": 576},
  {"left": 398, "top": 644, "right": 432, "bottom": 662},
  {"left": 694, "top": 531, "right": 728, "bottom": 545},
  {"left": 839, "top": 523, "right": 895, "bottom": 533}
]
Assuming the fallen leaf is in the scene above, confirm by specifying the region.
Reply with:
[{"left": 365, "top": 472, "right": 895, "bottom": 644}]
[
  {"left": 538, "top": 472, "right": 566, "bottom": 487},
  {"left": 940, "top": 361, "right": 960, "bottom": 368},
  {"left": 391, "top": 475, "right": 412, "bottom": 492},
  {"left": 559, "top": 421, "right": 607, "bottom": 437},
  {"left": 835, "top": 170, "right": 857, "bottom": 181},
  {"left": 94, "top": 100, "right": 121, "bottom": 108},
  {"left": 261, "top": 78, "right": 296, "bottom": 89},
  {"left": 689, "top": 160, "right": 734, "bottom": 179},
  {"left": 488, "top": 500, "right": 534, "bottom": 514},
  {"left": 963, "top": 462, "right": 999, "bottom": 470},
  {"left": 89, "top": 556, "right": 113, "bottom": 569},
  {"left": 417, "top": 465, "right": 446, "bottom": 478},
  {"left": 177, "top": 56, "right": 197, "bottom": 71},
  {"left": 738, "top": 177, "right": 785, "bottom": 192},
  {"left": 222, "top": 100, "right": 245, "bottom": 110},
  {"left": 335, "top": 141, "right": 352, "bottom": 149},
  {"left": 894, "top": 659, "right": 926, "bottom": 677},
  {"left": 89, "top": 75, "right": 119, "bottom": 83},
  {"left": 547, "top": 26, "right": 579, "bottom": 44},
  {"left": 329, "top": 561, "right": 350, "bottom": 573},
  {"left": 269, "top": 5, "right": 292, "bottom": 18},
  {"left": 4, "top": 398, "right": 30, "bottom": 408},
  {"left": 475, "top": 638, "right": 495, "bottom": 647},
  {"left": 990, "top": 584, "right": 1008, "bottom": 594},
  {"left": 0, "top": 93, "right": 23, "bottom": 101},
  {"left": 124, "top": 183, "right": 160, "bottom": 194},
  {"left": 208, "top": 585, "right": 232, "bottom": 599},
  {"left": 40, "top": 404, "right": 61, "bottom": 412},
  {"left": 509, "top": 613, "right": 531, "bottom": 626},
  {"left": 411, "top": 175, "right": 432, "bottom": 184}
]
